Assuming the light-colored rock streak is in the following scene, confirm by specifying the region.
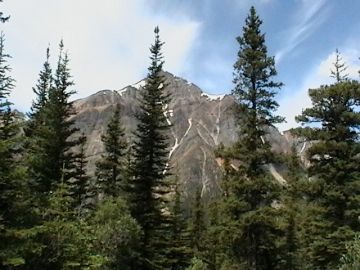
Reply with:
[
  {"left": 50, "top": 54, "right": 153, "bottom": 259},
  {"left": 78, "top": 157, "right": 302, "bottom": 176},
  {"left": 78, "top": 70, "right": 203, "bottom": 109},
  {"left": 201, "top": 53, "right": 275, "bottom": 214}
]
[
  {"left": 168, "top": 137, "right": 179, "bottom": 159},
  {"left": 214, "top": 101, "right": 221, "bottom": 145},
  {"left": 200, "top": 147, "right": 209, "bottom": 197},
  {"left": 300, "top": 141, "right": 307, "bottom": 154},
  {"left": 268, "top": 164, "right": 287, "bottom": 186},
  {"left": 169, "top": 118, "right": 192, "bottom": 160},
  {"left": 197, "top": 127, "right": 212, "bottom": 146},
  {"left": 163, "top": 103, "right": 176, "bottom": 174},
  {"left": 196, "top": 120, "right": 216, "bottom": 145},
  {"left": 260, "top": 134, "right": 287, "bottom": 185},
  {"left": 179, "top": 118, "right": 192, "bottom": 146}
]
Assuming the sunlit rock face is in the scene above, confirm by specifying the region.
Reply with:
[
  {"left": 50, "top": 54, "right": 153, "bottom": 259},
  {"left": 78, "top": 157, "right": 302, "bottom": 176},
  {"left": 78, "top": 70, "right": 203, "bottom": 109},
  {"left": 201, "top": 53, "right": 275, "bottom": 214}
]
[{"left": 72, "top": 71, "right": 294, "bottom": 199}]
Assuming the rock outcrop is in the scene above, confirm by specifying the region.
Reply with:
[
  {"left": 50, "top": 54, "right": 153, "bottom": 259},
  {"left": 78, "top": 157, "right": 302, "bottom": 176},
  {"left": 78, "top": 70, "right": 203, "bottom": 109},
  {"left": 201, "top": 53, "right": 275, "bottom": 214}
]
[{"left": 72, "top": 72, "right": 295, "bottom": 198}]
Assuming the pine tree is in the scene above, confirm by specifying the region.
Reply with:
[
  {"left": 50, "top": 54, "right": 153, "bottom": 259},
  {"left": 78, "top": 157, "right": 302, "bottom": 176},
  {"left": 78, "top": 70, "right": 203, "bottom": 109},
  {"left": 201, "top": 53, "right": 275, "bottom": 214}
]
[
  {"left": 189, "top": 187, "right": 205, "bottom": 255},
  {"left": 30, "top": 182, "right": 105, "bottom": 270},
  {"left": 167, "top": 179, "right": 192, "bottom": 270},
  {"left": 217, "top": 6, "right": 284, "bottom": 269},
  {"left": 95, "top": 104, "right": 127, "bottom": 198},
  {"left": 292, "top": 55, "right": 360, "bottom": 269},
  {"left": 278, "top": 147, "right": 306, "bottom": 269},
  {"left": 330, "top": 49, "right": 348, "bottom": 82},
  {"left": 0, "top": 32, "right": 14, "bottom": 116},
  {"left": 0, "top": 32, "right": 33, "bottom": 269},
  {"left": 0, "top": 0, "right": 9, "bottom": 23},
  {"left": 68, "top": 133, "right": 89, "bottom": 210},
  {"left": 130, "top": 26, "right": 172, "bottom": 269},
  {"left": 30, "top": 40, "right": 79, "bottom": 193},
  {"left": 26, "top": 47, "right": 52, "bottom": 135},
  {"left": 25, "top": 47, "right": 53, "bottom": 196}
]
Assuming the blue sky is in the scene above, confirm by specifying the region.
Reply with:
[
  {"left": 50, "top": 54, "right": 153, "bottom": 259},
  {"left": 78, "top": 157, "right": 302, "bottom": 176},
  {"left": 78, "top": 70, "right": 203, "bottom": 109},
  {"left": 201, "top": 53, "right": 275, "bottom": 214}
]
[{"left": 1, "top": 0, "right": 360, "bottom": 131}]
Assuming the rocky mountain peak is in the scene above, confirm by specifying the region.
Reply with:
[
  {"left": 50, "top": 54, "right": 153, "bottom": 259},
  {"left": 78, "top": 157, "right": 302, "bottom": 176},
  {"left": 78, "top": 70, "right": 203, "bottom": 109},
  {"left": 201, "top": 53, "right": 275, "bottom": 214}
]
[{"left": 73, "top": 72, "right": 294, "bottom": 199}]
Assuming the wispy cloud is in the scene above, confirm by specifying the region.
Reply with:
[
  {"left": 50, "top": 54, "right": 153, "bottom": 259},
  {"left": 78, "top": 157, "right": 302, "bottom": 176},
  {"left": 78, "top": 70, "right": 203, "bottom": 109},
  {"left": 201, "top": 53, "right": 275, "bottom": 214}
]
[{"left": 275, "top": 0, "right": 329, "bottom": 63}]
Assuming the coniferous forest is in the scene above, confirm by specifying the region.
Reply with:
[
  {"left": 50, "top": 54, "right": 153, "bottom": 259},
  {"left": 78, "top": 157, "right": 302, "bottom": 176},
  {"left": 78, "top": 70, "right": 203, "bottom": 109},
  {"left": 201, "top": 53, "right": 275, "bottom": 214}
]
[{"left": 1, "top": 3, "right": 360, "bottom": 270}]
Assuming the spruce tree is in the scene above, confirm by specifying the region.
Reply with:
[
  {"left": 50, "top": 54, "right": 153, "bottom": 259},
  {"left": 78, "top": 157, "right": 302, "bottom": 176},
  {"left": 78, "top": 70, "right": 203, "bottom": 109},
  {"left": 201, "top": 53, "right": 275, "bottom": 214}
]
[
  {"left": 292, "top": 55, "right": 360, "bottom": 269},
  {"left": 0, "top": 0, "right": 9, "bottom": 23},
  {"left": 0, "top": 32, "right": 32, "bottom": 269},
  {"left": 95, "top": 104, "right": 127, "bottom": 198},
  {"left": 167, "top": 179, "right": 192, "bottom": 270},
  {"left": 25, "top": 47, "right": 53, "bottom": 195},
  {"left": 130, "top": 26, "right": 172, "bottom": 269},
  {"left": 26, "top": 47, "right": 52, "bottom": 135},
  {"left": 189, "top": 187, "right": 205, "bottom": 255},
  {"left": 30, "top": 40, "right": 79, "bottom": 193},
  {"left": 0, "top": 32, "right": 13, "bottom": 115},
  {"left": 68, "top": 133, "right": 89, "bottom": 210},
  {"left": 330, "top": 49, "right": 348, "bottom": 82},
  {"left": 218, "top": 6, "right": 284, "bottom": 269}
]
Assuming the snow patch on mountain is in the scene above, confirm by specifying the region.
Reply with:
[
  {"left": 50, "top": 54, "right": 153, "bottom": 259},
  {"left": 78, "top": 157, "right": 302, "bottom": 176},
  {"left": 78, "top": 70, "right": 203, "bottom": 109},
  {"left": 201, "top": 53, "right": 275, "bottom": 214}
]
[
  {"left": 117, "top": 87, "right": 128, "bottom": 96},
  {"left": 132, "top": 80, "right": 146, "bottom": 90},
  {"left": 201, "top": 92, "right": 226, "bottom": 101}
]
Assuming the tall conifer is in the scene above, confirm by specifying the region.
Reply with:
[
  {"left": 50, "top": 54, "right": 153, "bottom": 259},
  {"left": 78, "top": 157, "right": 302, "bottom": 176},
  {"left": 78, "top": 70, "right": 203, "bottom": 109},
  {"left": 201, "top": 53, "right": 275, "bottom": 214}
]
[
  {"left": 29, "top": 41, "right": 79, "bottom": 193},
  {"left": 95, "top": 104, "right": 127, "bottom": 198},
  {"left": 218, "top": 6, "right": 284, "bottom": 269},
  {"left": 293, "top": 54, "right": 360, "bottom": 269},
  {"left": 130, "top": 26, "right": 171, "bottom": 269}
]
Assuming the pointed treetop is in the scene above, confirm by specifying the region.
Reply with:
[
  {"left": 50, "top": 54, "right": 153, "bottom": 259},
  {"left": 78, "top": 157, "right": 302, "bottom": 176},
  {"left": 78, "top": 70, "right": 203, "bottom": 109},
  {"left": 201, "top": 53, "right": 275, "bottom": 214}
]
[
  {"left": 330, "top": 49, "right": 348, "bottom": 82},
  {"left": 0, "top": 0, "right": 9, "bottom": 23}
]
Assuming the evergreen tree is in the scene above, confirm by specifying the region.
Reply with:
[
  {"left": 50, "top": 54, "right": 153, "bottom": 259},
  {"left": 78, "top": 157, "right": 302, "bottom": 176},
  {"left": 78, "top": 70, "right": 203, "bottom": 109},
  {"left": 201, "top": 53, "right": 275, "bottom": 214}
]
[
  {"left": 30, "top": 40, "right": 79, "bottom": 193},
  {"left": 292, "top": 57, "right": 360, "bottom": 268},
  {"left": 0, "top": 0, "right": 9, "bottom": 23},
  {"left": 0, "top": 32, "right": 14, "bottom": 115},
  {"left": 30, "top": 182, "right": 105, "bottom": 270},
  {"left": 189, "top": 187, "right": 205, "bottom": 255},
  {"left": 339, "top": 234, "right": 360, "bottom": 270},
  {"left": 95, "top": 104, "right": 127, "bottom": 198},
  {"left": 130, "top": 26, "right": 171, "bottom": 269},
  {"left": 330, "top": 49, "right": 348, "bottom": 83},
  {"left": 167, "top": 179, "right": 192, "bottom": 270},
  {"left": 25, "top": 47, "right": 53, "bottom": 196},
  {"left": 26, "top": 47, "right": 52, "bottom": 135},
  {"left": 0, "top": 32, "right": 35, "bottom": 270},
  {"left": 217, "top": 6, "right": 284, "bottom": 269},
  {"left": 68, "top": 133, "right": 89, "bottom": 210},
  {"left": 90, "top": 197, "right": 142, "bottom": 270}
]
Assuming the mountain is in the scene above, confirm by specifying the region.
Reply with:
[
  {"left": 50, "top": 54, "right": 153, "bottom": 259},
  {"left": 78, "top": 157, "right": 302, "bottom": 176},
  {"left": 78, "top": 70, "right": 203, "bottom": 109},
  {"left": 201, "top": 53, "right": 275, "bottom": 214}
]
[{"left": 72, "top": 72, "right": 304, "bottom": 199}]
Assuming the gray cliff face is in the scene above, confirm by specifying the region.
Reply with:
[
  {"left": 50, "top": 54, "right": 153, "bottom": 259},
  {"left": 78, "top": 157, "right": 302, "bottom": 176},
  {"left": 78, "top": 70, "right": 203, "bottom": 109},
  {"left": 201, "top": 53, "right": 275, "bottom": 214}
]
[{"left": 72, "top": 72, "right": 294, "bottom": 198}]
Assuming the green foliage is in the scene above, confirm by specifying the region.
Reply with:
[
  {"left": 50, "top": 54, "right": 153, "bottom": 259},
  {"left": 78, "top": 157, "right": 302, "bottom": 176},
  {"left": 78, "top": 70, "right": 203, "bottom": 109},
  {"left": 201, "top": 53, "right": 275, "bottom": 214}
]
[
  {"left": 129, "top": 26, "right": 172, "bottom": 269},
  {"left": 213, "top": 6, "right": 285, "bottom": 269},
  {"left": 188, "top": 187, "right": 206, "bottom": 254},
  {"left": 95, "top": 104, "right": 127, "bottom": 198},
  {"left": 339, "top": 234, "right": 360, "bottom": 270},
  {"left": 232, "top": 6, "right": 284, "bottom": 175},
  {"left": 33, "top": 182, "right": 106, "bottom": 270},
  {"left": 68, "top": 133, "right": 90, "bottom": 210},
  {"left": 292, "top": 54, "right": 360, "bottom": 268},
  {"left": 185, "top": 257, "right": 207, "bottom": 270},
  {"left": 28, "top": 41, "right": 80, "bottom": 194},
  {"left": 90, "top": 197, "right": 142, "bottom": 270},
  {"left": 166, "top": 180, "right": 192, "bottom": 269},
  {"left": 0, "top": 32, "right": 32, "bottom": 269},
  {"left": 26, "top": 47, "right": 52, "bottom": 136}
]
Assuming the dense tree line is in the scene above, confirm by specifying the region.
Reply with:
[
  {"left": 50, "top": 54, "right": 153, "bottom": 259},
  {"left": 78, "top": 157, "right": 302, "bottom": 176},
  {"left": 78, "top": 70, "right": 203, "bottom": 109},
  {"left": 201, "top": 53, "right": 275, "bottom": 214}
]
[{"left": 1, "top": 4, "right": 360, "bottom": 270}]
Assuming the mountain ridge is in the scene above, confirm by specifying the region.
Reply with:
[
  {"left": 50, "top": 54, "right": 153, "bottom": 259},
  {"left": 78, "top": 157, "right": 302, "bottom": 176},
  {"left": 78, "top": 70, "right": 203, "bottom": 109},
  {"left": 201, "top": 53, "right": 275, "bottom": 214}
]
[{"left": 72, "top": 71, "right": 305, "bottom": 198}]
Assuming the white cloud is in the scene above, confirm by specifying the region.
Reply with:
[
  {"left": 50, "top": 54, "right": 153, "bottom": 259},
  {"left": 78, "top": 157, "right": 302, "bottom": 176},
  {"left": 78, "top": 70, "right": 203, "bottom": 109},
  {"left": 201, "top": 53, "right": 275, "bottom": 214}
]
[
  {"left": 1, "top": 0, "right": 200, "bottom": 111},
  {"left": 276, "top": 48, "right": 360, "bottom": 131},
  {"left": 275, "top": 0, "right": 328, "bottom": 63}
]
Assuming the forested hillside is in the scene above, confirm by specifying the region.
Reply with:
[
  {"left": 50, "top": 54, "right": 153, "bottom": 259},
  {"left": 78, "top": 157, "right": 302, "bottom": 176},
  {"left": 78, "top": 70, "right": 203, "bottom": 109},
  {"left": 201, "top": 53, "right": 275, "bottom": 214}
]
[{"left": 1, "top": 2, "right": 360, "bottom": 270}]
